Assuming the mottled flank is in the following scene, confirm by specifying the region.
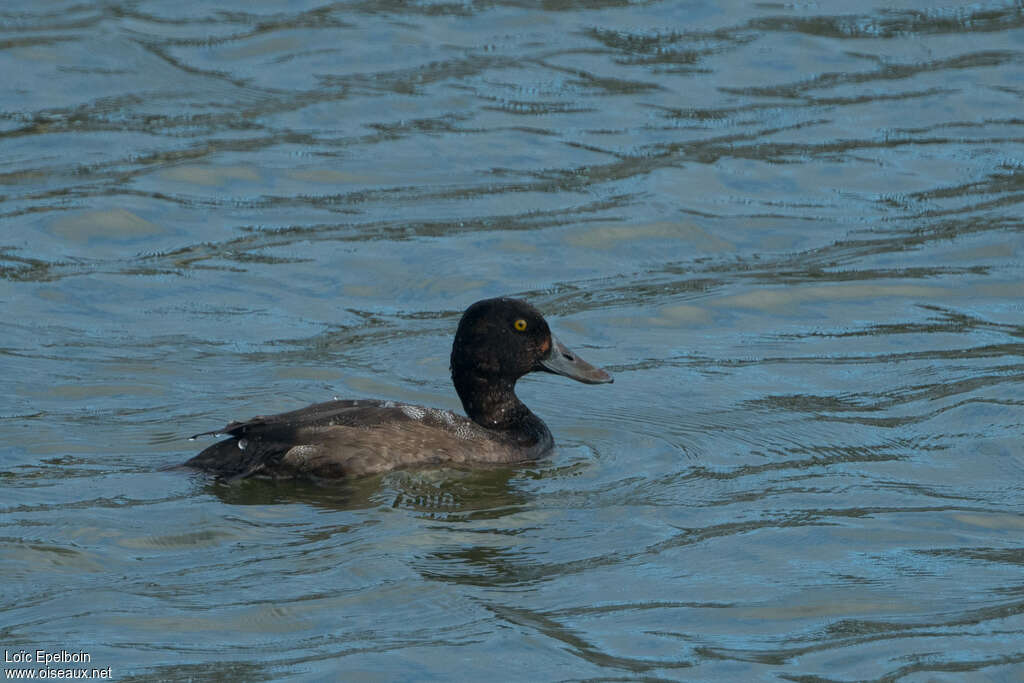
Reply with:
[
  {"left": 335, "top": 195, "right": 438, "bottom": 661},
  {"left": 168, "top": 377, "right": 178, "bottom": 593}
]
[{"left": 185, "top": 399, "right": 548, "bottom": 480}]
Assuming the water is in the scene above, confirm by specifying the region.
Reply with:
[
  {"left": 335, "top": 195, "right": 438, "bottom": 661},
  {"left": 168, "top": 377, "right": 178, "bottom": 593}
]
[{"left": 2, "top": 0, "right": 1023, "bottom": 679}]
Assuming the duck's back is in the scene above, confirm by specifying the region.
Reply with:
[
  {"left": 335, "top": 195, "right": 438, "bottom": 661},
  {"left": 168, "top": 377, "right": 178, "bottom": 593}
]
[{"left": 185, "top": 399, "right": 552, "bottom": 480}]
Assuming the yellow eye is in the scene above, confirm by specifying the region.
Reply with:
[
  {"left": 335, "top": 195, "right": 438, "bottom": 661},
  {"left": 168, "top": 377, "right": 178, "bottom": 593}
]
[{"left": 513, "top": 318, "right": 528, "bottom": 332}]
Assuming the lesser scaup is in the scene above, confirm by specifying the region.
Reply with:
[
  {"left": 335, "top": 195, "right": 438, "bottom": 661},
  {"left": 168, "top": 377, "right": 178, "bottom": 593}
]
[{"left": 184, "top": 297, "right": 612, "bottom": 479}]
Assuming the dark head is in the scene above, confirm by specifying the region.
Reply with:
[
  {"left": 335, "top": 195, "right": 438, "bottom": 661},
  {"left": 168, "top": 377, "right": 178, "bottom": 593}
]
[{"left": 450, "top": 297, "right": 611, "bottom": 428}]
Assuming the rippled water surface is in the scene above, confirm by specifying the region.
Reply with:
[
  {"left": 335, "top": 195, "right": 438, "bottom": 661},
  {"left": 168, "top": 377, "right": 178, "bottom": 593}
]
[{"left": 3, "top": 0, "right": 1024, "bottom": 680}]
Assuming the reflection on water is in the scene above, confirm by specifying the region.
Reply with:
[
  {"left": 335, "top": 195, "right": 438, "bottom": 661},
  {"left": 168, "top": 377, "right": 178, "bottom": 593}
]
[{"left": 2, "top": 0, "right": 1023, "bottom": 679}]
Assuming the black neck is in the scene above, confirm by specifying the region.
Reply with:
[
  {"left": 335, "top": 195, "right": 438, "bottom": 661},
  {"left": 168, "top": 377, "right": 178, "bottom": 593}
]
[
  {"left": 452, "top": 371, "right": 551, "bottom": 442},
  {"left": 453, "top": 372, "right": 522, "bottom": 427}
]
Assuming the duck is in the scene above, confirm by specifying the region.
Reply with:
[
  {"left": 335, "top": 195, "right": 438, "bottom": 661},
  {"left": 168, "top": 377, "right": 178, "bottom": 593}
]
[{"left": 184, "top": 297, "right": 612, "bottom": 480}]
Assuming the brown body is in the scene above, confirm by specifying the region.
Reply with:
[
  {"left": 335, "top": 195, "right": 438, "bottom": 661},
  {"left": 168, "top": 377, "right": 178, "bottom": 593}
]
[
  {"left": 185, "top": 298, "right": 611, "bottom": 480},
  {"left": 186, "top": 399, "right": 552, "bottom": 480}
]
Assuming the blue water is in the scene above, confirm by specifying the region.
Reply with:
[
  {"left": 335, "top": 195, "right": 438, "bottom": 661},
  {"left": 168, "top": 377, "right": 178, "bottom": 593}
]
[{"left": 2, "top": 1, "right": 1023, "bottom": 680}]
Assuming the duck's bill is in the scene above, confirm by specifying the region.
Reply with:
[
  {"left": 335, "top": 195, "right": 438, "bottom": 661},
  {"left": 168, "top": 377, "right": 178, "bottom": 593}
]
[{"left": 538, "top": 335, "right": 613, "bottom": 384}]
